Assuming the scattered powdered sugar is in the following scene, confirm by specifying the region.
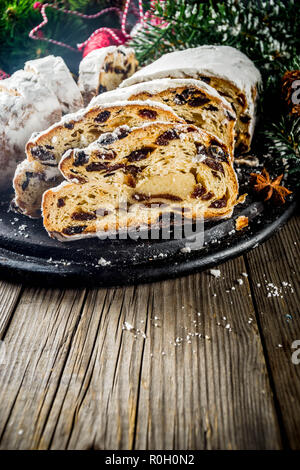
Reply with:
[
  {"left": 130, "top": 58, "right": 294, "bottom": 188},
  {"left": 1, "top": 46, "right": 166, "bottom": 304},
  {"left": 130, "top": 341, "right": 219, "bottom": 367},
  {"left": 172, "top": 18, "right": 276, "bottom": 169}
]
[
  {"left": 265, "top": 279, "right": 294, "bottom": 298},
  {"left": 210, "top": 269, "right": 221, "bottom": 278},
  {"left": 122, "top": 321, "right": 147, "bottom": 339},
  {"left": 181, "top": 245, "right": 192, "bottom": 253},
  {"left": 98, "top": 257, "right": 111, "bottom": 267}
]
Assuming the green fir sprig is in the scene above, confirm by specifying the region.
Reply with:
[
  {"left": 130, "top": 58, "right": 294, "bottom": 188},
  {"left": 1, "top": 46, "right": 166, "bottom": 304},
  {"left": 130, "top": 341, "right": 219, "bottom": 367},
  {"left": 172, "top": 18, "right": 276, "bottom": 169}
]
[
  {"left": 131, "top": 0, "right": 300, "bottom": 183},
  {"left": 0, "top": 1, "right": 122, "bottom": 73}
]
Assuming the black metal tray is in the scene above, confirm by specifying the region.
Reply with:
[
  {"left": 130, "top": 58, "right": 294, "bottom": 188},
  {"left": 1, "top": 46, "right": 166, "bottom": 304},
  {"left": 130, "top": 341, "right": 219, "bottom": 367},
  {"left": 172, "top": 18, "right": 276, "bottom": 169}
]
[{"left": 0, "top": 166, "right": 296, "bottom": 288}]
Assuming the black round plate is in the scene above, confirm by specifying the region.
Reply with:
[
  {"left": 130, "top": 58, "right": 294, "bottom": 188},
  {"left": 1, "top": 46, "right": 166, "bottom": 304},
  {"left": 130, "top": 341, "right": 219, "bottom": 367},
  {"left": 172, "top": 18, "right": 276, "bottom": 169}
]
[{"left": 0, "top": 175, "right": 296, "bottom": 287}]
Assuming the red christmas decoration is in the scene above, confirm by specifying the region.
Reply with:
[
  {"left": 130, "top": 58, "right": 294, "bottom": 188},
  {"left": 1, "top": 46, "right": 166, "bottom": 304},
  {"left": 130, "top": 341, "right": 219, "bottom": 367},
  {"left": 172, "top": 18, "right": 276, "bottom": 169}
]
[
  {"left": 82, "top": 28, "right": 127, "bottom": 58},
  {"left": 0, "top": 70, "right": 9, "bottom": 80},
  {"left": 29, "top": 1, "right": 167, "bottom": 58}
]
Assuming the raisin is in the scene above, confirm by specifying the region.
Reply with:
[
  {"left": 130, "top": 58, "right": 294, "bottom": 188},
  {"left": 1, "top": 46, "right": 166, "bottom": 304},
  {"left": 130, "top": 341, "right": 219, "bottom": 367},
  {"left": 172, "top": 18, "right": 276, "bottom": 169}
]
[
  {"left": 188, "top": 96, "right": 210, "bottom": 107},
  {"left": 57, "top": 198, "right": 65, "bottom": 208},
  {"left": 226, "top": 110, "right": 236, "bottom": 121},
  {"left": 94, "top": 149, "right": 116, "bottom": 160},
  {"left": 64, "top": 122, "right": 74, "bottom": 129},
  {"left": 203, "top": 157, "right": 225, "bottom": 175},
  {"left": 62, "top": 225, "right": 87, "bottom": 235},
  {"left": 236, "top": 142, "right": 248, "bottom": 155},
  {"left": 205, "top": 104, "right": 219, "bottom": 112},
  {"left": 199, "top": 76, "right": 211, "bottom": 84},
  {"left": 45, "top": 145, "right": 54, "bottom": 150},
  {"left": 21, "top": 172, "right": 34, "bottom": 191},
  {"left": 138, "top": 108, "right": 158, "bottom": 119},
  {"left": 125, "top": 174, "right": 136, "bottom": 188},
  {"left": 132, "top": 192, "right": 182, "bottom": 202},
  {"left": 174, "top": 93, "right": 186, "bottom": 105},
  {"left": 211, "top": 171, "right": 220, "bottom": 179},
  {"left": 125, "top": 165, "right": 144, "bottom": 177},
  {"left": 181, "top": 88, "right": 193, "bottom": 100},
  {"left": 95, "top": 110, "right": 111, "bottom": 123},
  {"left": 71, "top": 211, "right": 96, "bottom": 221},
  {"left": 126, "top": 146, "right": 155, "bottom": 162},
  {"left": 85, "top": 162, "right": 109, "bottom": 172},
  {"left": 195, "top": 142, "right": 209, "bottom": 158},
  {"left": 74, "top": 151, "right": 89, "bottom": 167},
  {"left": 201, "top": 191, "right": 214, "bottom": 201},
  {"left": 69, "top": 174, "right": 86, "bottom": 184},
  {"left": 103, "top": 62, "right": 113, "bottom": 73},
  {"left": 97, "top": 133, "right": 117, "bottom": 146},
  {"left": 125, "top": 63, "right": 132, "bottom": 74},
  {"left": 237, "top": 94, "right": 246, "bottom": 107},
  {"left": 86, "top": 162, "right": 124, "bottom": 172},
  {"left": 208, "top": 144, "right": 228, "bottom": 162},
  {"left": 98, "top": 85, "right": 107, "bottom": 94},
  {"left": 116, "top": 127, "right": 130, "bottom": 140},
  {"left": 240, "top": 114, "right": 251, "bottom": 124},
  {"left": 209, "top": 196, "right": 227, "bottom": 208},
  {"left": 31, "top": 146, "right": 55, "bottom": 162},
  {"left": 191, "top": 185, "right": 206, "bottom": 199},
  {"left": 155, "top": 129, "right": 179, "bottom": 146}
]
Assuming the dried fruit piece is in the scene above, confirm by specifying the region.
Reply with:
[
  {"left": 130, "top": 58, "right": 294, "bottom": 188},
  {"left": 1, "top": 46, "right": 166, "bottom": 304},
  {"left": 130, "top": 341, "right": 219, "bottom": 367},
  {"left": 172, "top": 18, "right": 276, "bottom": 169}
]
[
  {"left": 155, "top": 129, "right": 179, "bottom": 146},
  {"left": 138, "top": 109, "right": 158, "bottom": 119},
  {"left": 126, "top": 147, "right": 155, "bottom": 162},
  {"left": 95, "top": 110, "right": 111, "bottom": 123},
  {"left": 71, "top": 211, "right": 97, "bottom": 221},
  {"left": 235, "top": 216, "right": 249, "bottom": 231},
  {"left": 62, "top": 225, "right": 87, "bottom": 235}
]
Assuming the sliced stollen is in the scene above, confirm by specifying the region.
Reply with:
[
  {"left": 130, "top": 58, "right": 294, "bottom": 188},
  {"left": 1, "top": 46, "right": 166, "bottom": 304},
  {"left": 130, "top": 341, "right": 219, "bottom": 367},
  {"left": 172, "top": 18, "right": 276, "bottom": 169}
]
[
  {"left": 13, "top": 100, "right": 183, "bottom": 217},
  {"left": 0, "top": 70, "right": 61, "bottom": 191},
  {"left": 92, "top": 78, "right": 236, "bottom": 159},
  {"left": 25, "top": 55, "right": 83, "bottom": 114},
  {"left": 120, "top": 45, "right": 262, "bottom": 154},
  {"left": 26, "top": 100, "right": 184, "bottom": 165},
  {"left": 78, "top": 46, "right": 138, "bottom": 106},
  {"left": 43, "top": 122, "right": 239, "bottom": 241},
  {"left": 12, "top": 160, "right": 63, "bottom": 218}
]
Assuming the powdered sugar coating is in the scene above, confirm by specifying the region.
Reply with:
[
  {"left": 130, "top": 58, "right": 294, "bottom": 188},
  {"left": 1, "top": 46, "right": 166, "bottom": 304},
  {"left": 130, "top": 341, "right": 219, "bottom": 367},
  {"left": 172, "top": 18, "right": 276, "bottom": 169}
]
[
  {"left": 121, "top": 45, "right": 261, "bottom": 96},
  {"left": 0, "top": 70, "right": 61, "bottom": 190},
  {"left": 121, "top": 45, "right": 262, "bottom": 142},
  {"left": 92, "top": 77, "right": 234, "bottom": 113},
  {"left": 28, "top": 99, "right": 183, "bottom": 146},
  {"left": 25, "top": 55, "right": 83, "bottom": 114}
]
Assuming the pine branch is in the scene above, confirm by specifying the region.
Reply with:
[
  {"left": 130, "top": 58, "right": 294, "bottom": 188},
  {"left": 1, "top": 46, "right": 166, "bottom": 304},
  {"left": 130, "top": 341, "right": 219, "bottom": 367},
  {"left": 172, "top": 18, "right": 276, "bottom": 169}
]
[{"left": 130, "top": 0, "right": 300, "bottom": 184}]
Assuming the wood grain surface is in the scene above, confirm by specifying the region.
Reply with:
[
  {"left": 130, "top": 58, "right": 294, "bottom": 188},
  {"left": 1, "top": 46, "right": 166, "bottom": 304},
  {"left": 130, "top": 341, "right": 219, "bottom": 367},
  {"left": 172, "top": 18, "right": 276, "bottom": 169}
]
[{"left": 0, "top": 215, "right": 299, "bottom": 450}]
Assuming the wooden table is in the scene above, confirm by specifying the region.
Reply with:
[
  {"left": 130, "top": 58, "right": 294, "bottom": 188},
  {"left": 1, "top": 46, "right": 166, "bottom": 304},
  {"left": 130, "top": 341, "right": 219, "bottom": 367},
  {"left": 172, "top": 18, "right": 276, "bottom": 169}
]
[{"left": 0, "top": 214, "right": 299, "bottom": 450}]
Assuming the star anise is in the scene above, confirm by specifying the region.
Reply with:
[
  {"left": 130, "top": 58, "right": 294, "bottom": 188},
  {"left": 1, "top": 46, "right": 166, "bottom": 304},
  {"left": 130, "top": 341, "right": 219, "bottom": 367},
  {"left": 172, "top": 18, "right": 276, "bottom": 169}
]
[{"left": 250, "top": 168, "right": 292, "bottom": 205}]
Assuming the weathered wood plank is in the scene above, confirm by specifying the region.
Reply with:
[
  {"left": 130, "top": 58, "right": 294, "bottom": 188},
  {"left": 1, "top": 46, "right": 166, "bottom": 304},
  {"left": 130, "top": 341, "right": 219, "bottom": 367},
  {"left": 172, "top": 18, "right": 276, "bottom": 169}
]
[
  {"left": 246, "top": 215, "right": 300, "bottom": 449},
  {"left": 0, "top": 287, "right": 86, "bottom": 450},
  {"left": 0, "top": 281, "right": 22, "bottom": 338},
  {"left": 0, "top": 257, "right": 280, "bottom": 450}
]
